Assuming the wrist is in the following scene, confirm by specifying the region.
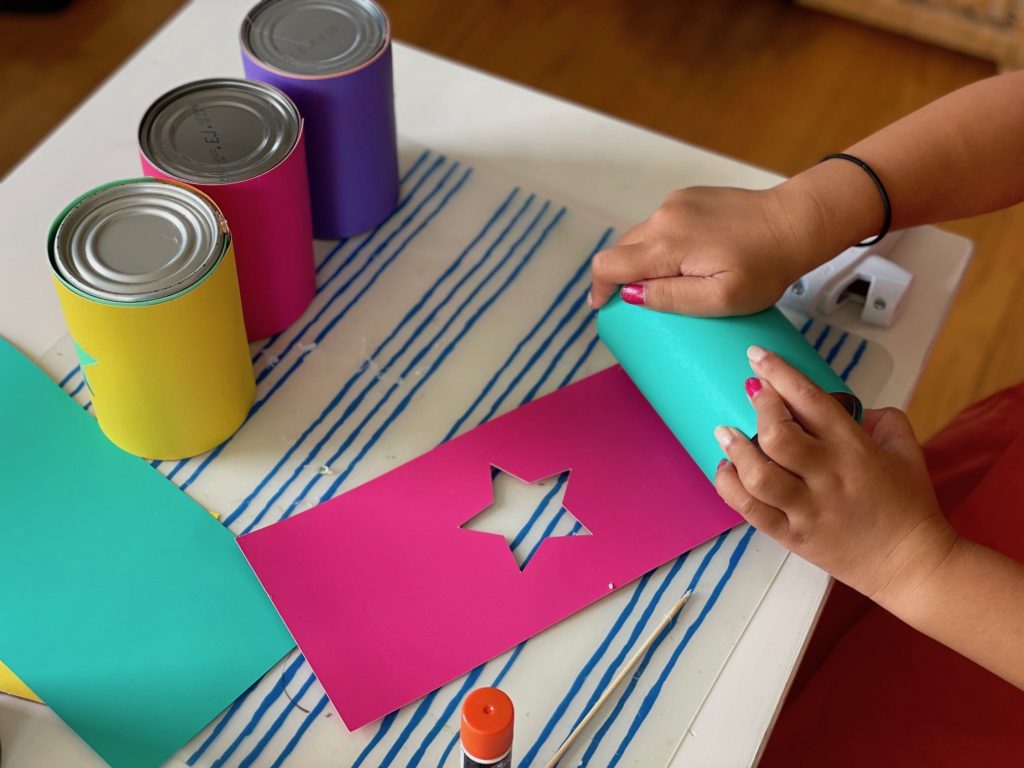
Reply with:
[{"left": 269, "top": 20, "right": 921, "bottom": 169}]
[
  {"left": 870, "top": 515, "right": 962, "bottom": 617},
  {"left": 775, "top": 158, "right": 888, "bottom": 269}
]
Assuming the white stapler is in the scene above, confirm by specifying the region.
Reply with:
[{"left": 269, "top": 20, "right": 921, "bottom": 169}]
[{"left": 779, "top": 232, "right": 912, "bottom": 327}]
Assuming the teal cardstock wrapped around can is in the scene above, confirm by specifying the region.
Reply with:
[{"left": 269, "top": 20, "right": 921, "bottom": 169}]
[{"left": 597, "top": 297, "right": 861, "bottom": 480}]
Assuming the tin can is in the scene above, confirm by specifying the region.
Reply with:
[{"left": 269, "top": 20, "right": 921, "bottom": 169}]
[
  {"left": 48, "top": 179, "right": 255, "bottom": 460},
  {"left": 240, "top": 0, "right": 400, "bottom": 238},
  {"left": 139, "top": 78, "right": 315, "bottom": 341}
]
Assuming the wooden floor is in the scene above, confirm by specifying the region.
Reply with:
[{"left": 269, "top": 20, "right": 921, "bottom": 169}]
[{"left": 1, "top": 0, "right": 1019, "bottom": 439}]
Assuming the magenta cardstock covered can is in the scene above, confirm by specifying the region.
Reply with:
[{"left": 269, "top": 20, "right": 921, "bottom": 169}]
[
  {"left": 139, "top": 78, "right": 316, "bottom": 341},
  {"left": 240, "top": 0, "right": 400, "bottom": 239}
]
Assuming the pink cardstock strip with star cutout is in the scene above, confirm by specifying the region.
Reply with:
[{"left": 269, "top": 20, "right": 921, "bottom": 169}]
[{"left": 237, "top": 365, "right": 742, "bottom": 730}]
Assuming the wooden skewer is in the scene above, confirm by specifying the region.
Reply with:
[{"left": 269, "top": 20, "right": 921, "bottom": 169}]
[{"left": 544, "top": 590, "right": 694, "bottom": 768}]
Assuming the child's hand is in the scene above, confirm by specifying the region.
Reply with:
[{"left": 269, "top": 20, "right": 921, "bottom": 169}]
[
  {"left": 713, "top": 345, "right": 959, "bottom": 607},
  {"left": 589, "top": 185, "right": 824, "bottom": 316}
]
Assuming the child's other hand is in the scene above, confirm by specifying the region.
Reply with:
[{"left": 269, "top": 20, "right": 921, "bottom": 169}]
[
  {"left": 713, "top": 346, "right": 959, "bottom": 607},
  {"left": 589, "top": 185, "right": 821, "bottom": 316}
]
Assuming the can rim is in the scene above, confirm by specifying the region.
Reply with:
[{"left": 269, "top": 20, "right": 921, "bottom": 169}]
[
  {"left": 48, "top": 178, "right": 232, "bottom": 308},
  {"left": 239, "top": 0, "right": 392, "bottom": 81},
  {"left": 138, "top": 78, "right": 304, "bottom": 186}
]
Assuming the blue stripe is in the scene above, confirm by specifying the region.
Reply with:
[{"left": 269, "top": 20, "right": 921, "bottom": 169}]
[
  {"left": 236, "top": 672, "right": 318, "bottom": 768},
  {"left": 252, "top": 150, "right": 436, "bottom": 367},
  {"left": 509, "top": 473, "right": 569, "bottom": 554},
  {"left": 222, "top": 186, "right": 520, "bottom": 529},
  {"left": 466, "top": 283, "right": 589, "bottom": 432},
  {"left": 174, "top": 163, "right": 469, "bottom": 492},
  {"left": 350, "top": 712, "right": 399, "bottom": 768},
  {"left": 813, "top": 323, "right": 831, "bottom": 351},
  {"left": 558, "top": 335, "right": 601, "bottom": 387},
  {"left": 607, "top": 526, "right": 756, "bottom": 766},
  {"left": 223, "top": 205, "right": 567, "bottom": 768},
  {"left": 379, "top": 666, "right": 486, "bottom": 767},
  {"left": 310, "top": 205, "right": 566, "bottom": 506},
  {"left": 186, "top": 678, "right": 260, "bottom": 765},
  {"left": 825, "top": 331, "right": 849, "bottom": 364},
  {"left": 206, "top": 653, "right": 308, "bottom": 767},
  {"left": 440, "top": 226, "right": 613, "bottom": 443},
  {"left": 841, "top": 338, "right": 868, "bottom": 381},
  {"left": 251, "top": 155, "right": 448, "bottom": 383},
  {"left": 188, "top": 653, "right": 307, "bottom": 764},
  {"left": 314, "top": 238, "right": 347, "bottom": 274},
  {"left": 67, "top": 378, "right": 86, "bottom": 398},
  {"left": 518, "top": 492, "right": 579, "bottom": 570},
  {"left": 58, "top": 365, "right": 80, "bottom": 388},
  {"left": 798, "top": 316, "right": 813, "bottom": 336},
  {"left": 267, "top": 693, "right": 329, "bottom": 768},
  {"left": 577, "top": 531, "right": 732, "bottom": 766},
  {"left": 517, "top": 298, "right": 592, "bottom": 407}
]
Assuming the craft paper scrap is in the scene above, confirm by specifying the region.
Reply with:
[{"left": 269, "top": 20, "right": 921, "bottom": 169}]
[
  {"left": 239, "top": 366, "right": 741, "bottom": 730},
  {"left": 0, "top": 338, "right": 295, "bottom": 768},
  {"left": 0, "top": 660, "right": 40, "bottom": 703}
]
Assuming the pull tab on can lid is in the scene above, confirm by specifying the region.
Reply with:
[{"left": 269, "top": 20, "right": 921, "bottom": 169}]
[{"left": 461, "top": 687, "right": 514, "bottom": 762}]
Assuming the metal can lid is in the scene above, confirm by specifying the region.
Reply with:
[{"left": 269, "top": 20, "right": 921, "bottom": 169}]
[
  {"left": 52, "top": 180, "right": 228, "bottom": 304},
  {"left": 241, "top": 0, "right": 389, "bottom": 77},
  {"left": 140, "top": 78, "right": 300, "bottom": 184}
]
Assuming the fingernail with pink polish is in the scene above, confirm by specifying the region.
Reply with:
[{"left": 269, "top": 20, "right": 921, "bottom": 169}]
[
  {"left": 745, "top": 377, "right": 762, "bottom": 399},
  {"left": 620, "top": 283, "right": 645, "bottom": 305},
  {"left": 717, "top": 458, "right": 729, "bottom": 470},
  {"left": 714, "top": 426, "right": 734, "bottom": 449},
  {"left": 747, "top": 345, "right": 767, "bottom": 364}
]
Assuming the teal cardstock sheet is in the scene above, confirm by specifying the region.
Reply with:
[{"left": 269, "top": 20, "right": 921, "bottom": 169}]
[{"left": 0, "top": 338, "right": 294, "bottom": 767}]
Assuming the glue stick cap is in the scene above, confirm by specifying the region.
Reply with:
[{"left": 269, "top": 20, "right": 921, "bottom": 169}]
[{"left": 461, "top": 687, "right": 514, "bottom": 761}]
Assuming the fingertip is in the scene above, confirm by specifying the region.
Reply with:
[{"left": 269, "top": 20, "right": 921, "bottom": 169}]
[
  {"left": 714, "top": 425, "right": 736, "bottom": 451},
  {"left": 747, "top": 345, "right": 769, "bottom": 366},
  {"left": 620, "top": 283, "right": 646, "bottom": 306},
  {"left": 589, "top": 287, "right": 612, "bottom": 309},
  {"left": 744, "top": 377, "right": 763, "bottom": 400}
]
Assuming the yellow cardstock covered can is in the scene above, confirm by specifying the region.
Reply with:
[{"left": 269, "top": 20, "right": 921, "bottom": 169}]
[{"left": 48, "top": 178, "right": 255, "bottom": 460}]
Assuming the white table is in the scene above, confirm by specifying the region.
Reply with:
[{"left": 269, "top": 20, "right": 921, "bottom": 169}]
[{"left": 0, "top": 1, "right": 970, "bottom": 765}]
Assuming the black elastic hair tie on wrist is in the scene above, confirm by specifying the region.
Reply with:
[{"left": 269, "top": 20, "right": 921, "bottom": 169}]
[{"left": 819, "top": 152, "right": 892, "bottom": 247}]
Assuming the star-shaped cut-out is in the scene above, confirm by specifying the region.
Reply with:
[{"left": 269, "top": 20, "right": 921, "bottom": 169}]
[{"left": 459, "top": 466, "right": 590, "bottom": 572}]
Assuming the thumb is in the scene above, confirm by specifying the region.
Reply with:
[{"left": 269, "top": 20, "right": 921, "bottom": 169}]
[
  {"left": 862, "top": 407, "right": 921, "bottom": 458},
  {"left": 633, "top": 274, "right": 729, "bottom": 316}
]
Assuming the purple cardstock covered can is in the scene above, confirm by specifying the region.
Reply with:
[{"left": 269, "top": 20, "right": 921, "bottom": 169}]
[{"left": 240, "top": 0, "right": 399, "bottom": 239}]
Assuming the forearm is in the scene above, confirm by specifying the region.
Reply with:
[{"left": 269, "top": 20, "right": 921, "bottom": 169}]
[
  {"left": 777, "top": 71, "right": 1024, "bottom": 266},
  {"left": 881, "top": 536, "right": 1024, "bottom": 689}
]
